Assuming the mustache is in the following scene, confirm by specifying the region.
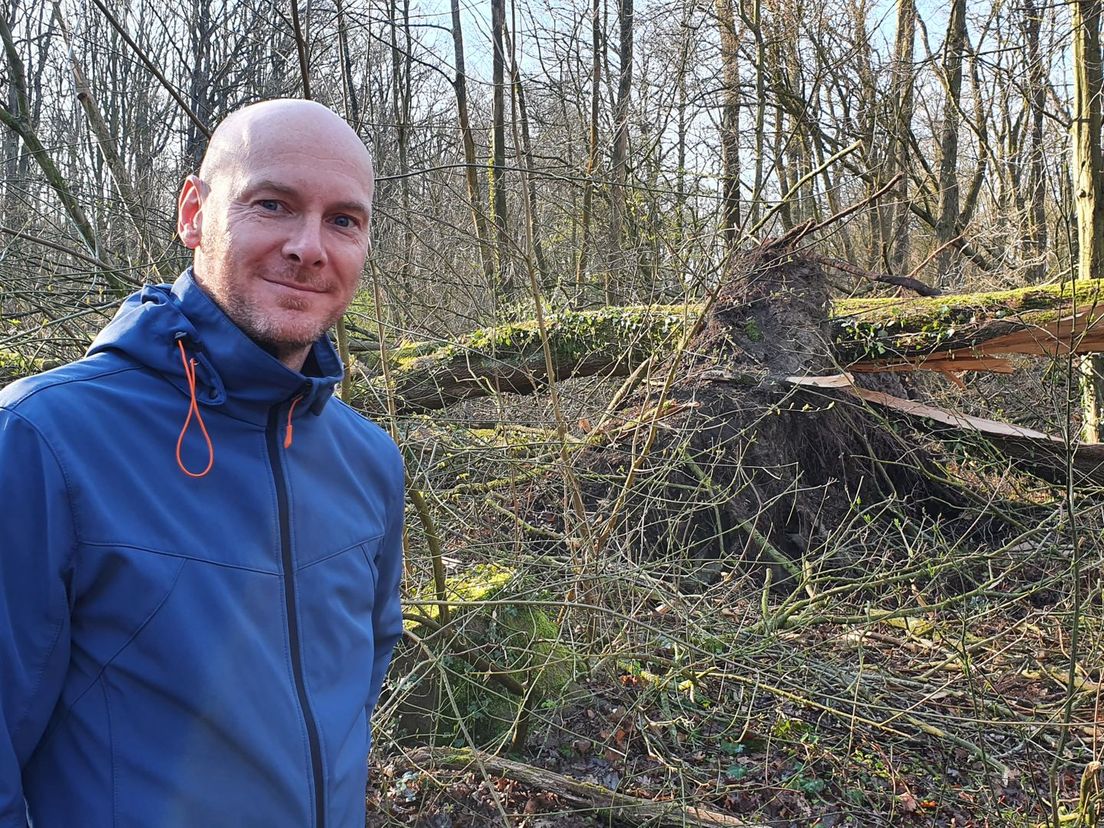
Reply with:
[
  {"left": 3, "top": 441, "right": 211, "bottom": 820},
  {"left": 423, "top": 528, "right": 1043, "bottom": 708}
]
[{"left": 263, "top": 267, "right": 329, "bottom": 290}]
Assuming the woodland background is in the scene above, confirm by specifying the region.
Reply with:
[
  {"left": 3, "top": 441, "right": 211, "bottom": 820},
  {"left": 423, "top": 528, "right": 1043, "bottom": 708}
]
[{"left": 2, "top": 0, "right": 1104, "bottom": 824}]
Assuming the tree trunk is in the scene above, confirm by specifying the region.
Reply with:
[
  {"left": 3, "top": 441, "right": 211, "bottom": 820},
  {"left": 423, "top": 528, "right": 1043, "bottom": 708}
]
[
  {"left": 1021, "top": 0, "right": 1048, "bottom": 283},
  {"left": 573, "top": 0, "right": 602, "bottom": 301},
  {"left": 934, "top": 0, "right": 965, "bottom": 281},
  {"left": 449, "top": 0, "right": 497, "bottom": 288},
  {"left": 882, "top": 0, "right": 916, "bottom": 271},
  {"left": 1071, "top": 0, "right": 1104, "bottom": 442},
  {"left": 502, "top": 13, "right": 551, "bottom": 289},
  {"left": 607, "top": 0, "right": 633, "bottom": 304},
  {"left": 389, "top": 0, "right": 414, "bottom": 299},
  {"left": 0, "top": 11, "right": 120, "bottom": 282},
  {"left": 490, "top": 0, "right": 511, "bottom": 304},
  {"left": 399, "top": 748, "right": 760, "bottom": 827},
  {"left": 716, "top": 0, "right": 741, "bottom": 263}
]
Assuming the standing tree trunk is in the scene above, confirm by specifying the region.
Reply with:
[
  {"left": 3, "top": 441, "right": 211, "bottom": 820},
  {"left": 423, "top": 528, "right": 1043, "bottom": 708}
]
[
  {"left": 1071, "top": 0, "right": 1104, "bottom": 443},
  {"left": 1021, "top": 0, "right": 1049, "bottom": 282},
  {"left": 449, "top": 0, "right": 496, "bottom": 289},
  {"left": 53, "top": 7, "right": 157, "bottom": 269},
  {"left": 0, "top": 10, "right": 115, "bottom": 279},
  {"left": 574, "top": 0, "right": 602, "bottom": 302},
  {"left": 503, "top": 12, "right": 551, "bottom": 289},
  {"left": 607, "top": 0, "right": 633, "bottom": 304},
  {"left": 715, "top": 0, "right": 741, "bottom": 268},
  {"left": 882, "top": 0, "right": 916, "bottom": 271},
  {"left": 934, "top": 0, "right": 965, "bottom": 281},
  {"left": 389, "top": 0, "right": 415, "bottom": 298},
  {"left": 490, "top": 0, "right": 512, "bottom": 305},
  {"left": 185, "top": 0, "right": 212, "bottom": 170},
  {"left": 335, "top": 0, "right": 361, "bottom": 129}
]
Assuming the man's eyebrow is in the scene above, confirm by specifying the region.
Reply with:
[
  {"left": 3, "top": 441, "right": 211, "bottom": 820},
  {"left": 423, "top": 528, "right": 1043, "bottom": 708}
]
[
  {"left": 241, "top": 179, "right": 298, "bottom": 198},
  {"left": 328, "top": 199, "right": 372, "bottom": 218}
]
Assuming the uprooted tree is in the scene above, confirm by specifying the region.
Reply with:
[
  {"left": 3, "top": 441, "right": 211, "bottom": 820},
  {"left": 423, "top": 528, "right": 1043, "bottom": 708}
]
[
  {"left": 386, "top": 241, "right": 1092, "bottom": 603},
  {"left": 507, "top": 246, "right": 1016, "bottom": 588}
]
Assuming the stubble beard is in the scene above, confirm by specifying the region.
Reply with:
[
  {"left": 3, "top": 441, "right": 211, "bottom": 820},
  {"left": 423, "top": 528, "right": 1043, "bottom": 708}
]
[{"left": 202, "top": 260, "right": 343, "bottom": 364}]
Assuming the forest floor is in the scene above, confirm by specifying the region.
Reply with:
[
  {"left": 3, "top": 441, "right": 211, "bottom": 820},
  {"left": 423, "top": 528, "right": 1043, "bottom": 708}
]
[{"left": 364, "top": 517, "right": 1102, "bottom": 827}]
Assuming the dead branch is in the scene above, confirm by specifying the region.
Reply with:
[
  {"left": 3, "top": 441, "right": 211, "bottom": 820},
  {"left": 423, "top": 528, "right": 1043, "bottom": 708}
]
[{"left": 398, "top": 747, "right": 763, "bottom": 827}]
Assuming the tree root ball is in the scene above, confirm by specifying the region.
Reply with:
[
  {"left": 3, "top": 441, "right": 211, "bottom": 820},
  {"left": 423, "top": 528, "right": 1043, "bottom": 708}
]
[{"left": 531, "top": 249, "right": 983, "bottom": 586}]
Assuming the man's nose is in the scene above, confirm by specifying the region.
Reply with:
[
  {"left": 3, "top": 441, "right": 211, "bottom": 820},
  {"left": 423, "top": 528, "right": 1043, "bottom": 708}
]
[{"left": 282, "top": 217, "right": 327, "bottom": 268}]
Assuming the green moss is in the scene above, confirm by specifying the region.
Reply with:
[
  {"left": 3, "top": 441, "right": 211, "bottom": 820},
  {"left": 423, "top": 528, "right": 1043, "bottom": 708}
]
[
  {"left": 399, "top": 563, "right": 580, "bottom": 747},
  {"left": 831, "top": 278, "right": 1104, "bottom": 361}
]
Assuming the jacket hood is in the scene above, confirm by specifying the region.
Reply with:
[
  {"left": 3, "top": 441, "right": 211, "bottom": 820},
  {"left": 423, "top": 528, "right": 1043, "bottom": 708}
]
[{"left": 87, "top": 269, "right": 343, "bottom": 421}]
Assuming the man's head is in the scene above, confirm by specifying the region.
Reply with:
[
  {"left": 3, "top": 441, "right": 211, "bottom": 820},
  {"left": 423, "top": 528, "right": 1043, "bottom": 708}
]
[{"left": 177, "top": 99, "right": 374, "bottom": 370}]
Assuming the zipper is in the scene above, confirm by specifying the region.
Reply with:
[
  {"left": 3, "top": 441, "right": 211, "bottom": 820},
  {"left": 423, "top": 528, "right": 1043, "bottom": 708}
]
[{"left": 267, "top": 404, "right": 326, "bottom": 828}]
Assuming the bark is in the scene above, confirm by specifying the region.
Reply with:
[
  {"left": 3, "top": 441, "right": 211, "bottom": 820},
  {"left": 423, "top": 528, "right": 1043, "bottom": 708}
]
[
  {"left": 335, "top": 0, "right": 360, "bottom": 127},
  {"left": 1021, "top": 0, "right": 1048, "bottom": 283},
  {"left": 0, "top": 11, "right": 126, "bottom": 285},
  {"left": 353, "top": 304, "right": 687, "bottom": 413},
  {"left": 351, "top": 275, "right": 1104, "bottom": 414},
  {"left": 390, "top": 0, "right": 414, "bottom": 296},
  {"left": 53, "top": 7, "right": 157, "bottom": 269},
  {"left": 840, "top": 385, "right": 1104, "bottom": 487},
  {"left": 502, "top": 16, "right": 551, "bottom": 288}
]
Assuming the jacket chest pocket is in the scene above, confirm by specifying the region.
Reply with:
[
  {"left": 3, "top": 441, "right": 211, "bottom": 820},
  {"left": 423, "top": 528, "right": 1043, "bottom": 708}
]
[{"left": 294, "top": 536, "right": 383, "bottom": 691}]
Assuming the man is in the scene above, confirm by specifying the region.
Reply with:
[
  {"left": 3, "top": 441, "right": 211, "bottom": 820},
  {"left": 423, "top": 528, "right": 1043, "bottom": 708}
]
[{"left": 0, "top": 99, "right": 405, "bottom": 827}]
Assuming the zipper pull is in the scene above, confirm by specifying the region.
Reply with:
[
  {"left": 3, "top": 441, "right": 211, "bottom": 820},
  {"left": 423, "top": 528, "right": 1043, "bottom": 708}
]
[{"left": 284, "top": 395, "right": 303, "bottom": 449}]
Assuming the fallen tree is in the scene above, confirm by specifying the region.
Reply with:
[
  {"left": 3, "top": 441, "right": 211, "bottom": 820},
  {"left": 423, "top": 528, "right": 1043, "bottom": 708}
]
[{"left": 352, "top": 277, "right": 1104, "bottom": 414}]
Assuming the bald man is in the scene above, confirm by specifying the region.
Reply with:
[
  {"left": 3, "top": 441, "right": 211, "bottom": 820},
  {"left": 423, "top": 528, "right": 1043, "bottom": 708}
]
[{"left": 0, "top": 100, "right": 405, "bottom": 827}]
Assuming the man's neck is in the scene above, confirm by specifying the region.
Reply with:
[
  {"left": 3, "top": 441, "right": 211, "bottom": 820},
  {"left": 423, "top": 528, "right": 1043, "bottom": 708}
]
[{"left": 269, "top": 343, "right": 311, "bottom": 374}]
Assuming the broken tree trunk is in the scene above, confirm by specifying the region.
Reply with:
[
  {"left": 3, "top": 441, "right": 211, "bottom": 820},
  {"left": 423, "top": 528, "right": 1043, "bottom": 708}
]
[{"left": 351, "top": 277, "right": 1104, "bottom": 414}]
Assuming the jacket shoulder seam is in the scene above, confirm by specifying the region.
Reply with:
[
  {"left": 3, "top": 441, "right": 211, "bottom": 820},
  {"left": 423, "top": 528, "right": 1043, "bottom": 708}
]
[{"left": 1, "top": 362, "right": 142, "bottom": 408}]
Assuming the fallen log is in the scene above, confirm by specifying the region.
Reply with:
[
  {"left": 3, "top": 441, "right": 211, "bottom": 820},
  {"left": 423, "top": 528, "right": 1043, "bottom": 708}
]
[
  {"left": 397, "top": 746, "right": 762, "bottom": 827},
  {"left": 352, "top": 278, "right": 1104, "bottom": 414}
]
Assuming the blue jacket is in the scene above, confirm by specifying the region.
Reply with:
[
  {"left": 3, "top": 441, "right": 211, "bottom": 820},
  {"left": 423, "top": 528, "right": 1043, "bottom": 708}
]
[{"left": 0, "top": 271, "right": 405, "bottom": 827}]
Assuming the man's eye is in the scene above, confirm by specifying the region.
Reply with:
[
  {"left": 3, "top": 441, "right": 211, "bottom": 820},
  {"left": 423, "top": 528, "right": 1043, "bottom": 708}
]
[
  {"left": 257, "top": 200, "right": 281, "bottom": 211},
  {"left": 333, "top": 215, "right": 357, "bottom": 229}
]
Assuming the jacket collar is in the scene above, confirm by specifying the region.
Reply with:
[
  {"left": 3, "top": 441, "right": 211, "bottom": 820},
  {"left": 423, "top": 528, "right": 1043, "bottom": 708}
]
[{"left": 88, "top": 268, "right": 344, "bottom": 424}]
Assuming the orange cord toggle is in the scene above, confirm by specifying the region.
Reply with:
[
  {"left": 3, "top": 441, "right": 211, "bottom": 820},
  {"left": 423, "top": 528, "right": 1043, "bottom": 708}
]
[
  {"left": 176, "top": 339, "right": 215, "bottom": 478},
  {"left": 284, "top": 395, "right": 303, "bottom": 449}
]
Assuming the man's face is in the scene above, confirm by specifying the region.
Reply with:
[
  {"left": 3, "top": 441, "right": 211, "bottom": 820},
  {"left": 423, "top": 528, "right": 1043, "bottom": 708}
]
[{"left": 178, "top": 112, "right": 374, "bottom": 365}]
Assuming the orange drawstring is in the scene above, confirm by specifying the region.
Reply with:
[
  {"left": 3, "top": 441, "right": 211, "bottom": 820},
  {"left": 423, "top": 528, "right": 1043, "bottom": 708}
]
[
  {"left": 176, "top": 339, "right": 215, "bottom": 478},
  {"left": 284, "top": 395, "right": 303, "bottom": 449}
]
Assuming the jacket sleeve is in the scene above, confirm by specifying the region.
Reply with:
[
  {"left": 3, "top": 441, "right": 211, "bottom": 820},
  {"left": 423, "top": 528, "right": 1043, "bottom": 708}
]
[
  {"left": 0, "top": 408, "right": 74, "bottom": 826},
  {"left": 365, "top": 451, "right": 405, "bottom": 726}
]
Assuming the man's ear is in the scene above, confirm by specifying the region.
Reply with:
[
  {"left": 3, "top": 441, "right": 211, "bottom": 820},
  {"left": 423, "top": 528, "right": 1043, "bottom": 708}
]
[{"left": 177, "top": 175, "right": 206, "bottom": 249}]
